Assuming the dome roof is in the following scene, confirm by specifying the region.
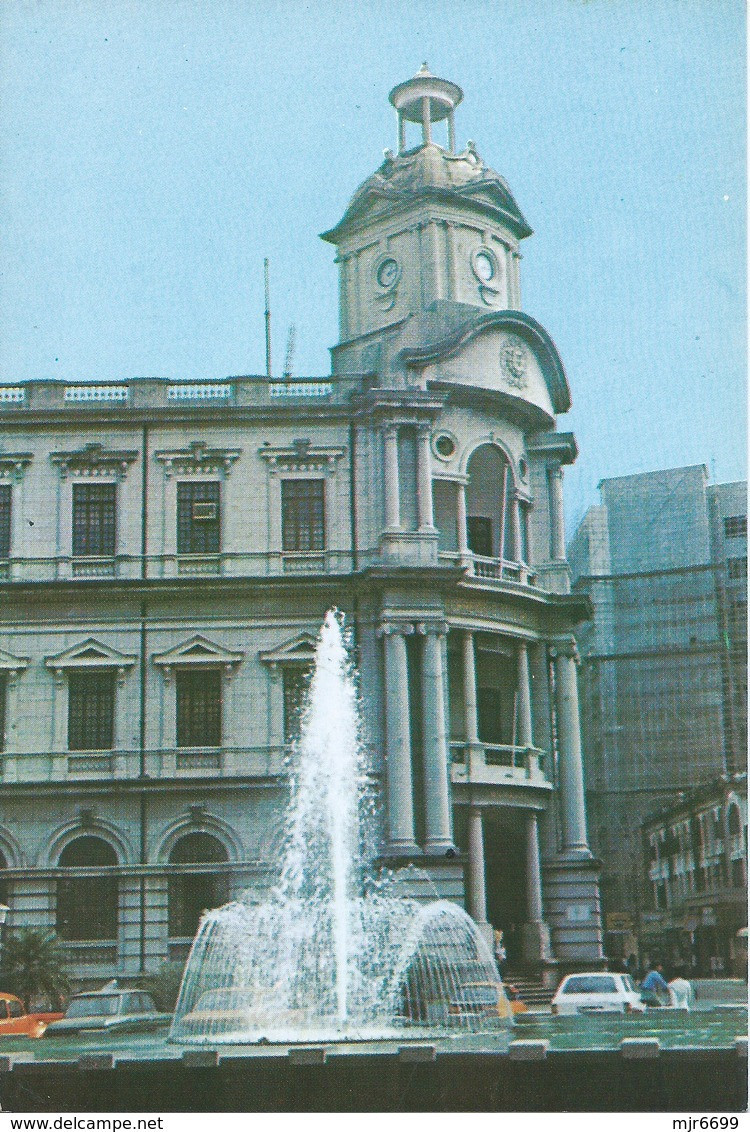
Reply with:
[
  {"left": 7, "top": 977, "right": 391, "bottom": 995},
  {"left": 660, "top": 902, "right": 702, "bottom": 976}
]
[{"left": 322, "top": 141, "right": 532, "bottom": 244}]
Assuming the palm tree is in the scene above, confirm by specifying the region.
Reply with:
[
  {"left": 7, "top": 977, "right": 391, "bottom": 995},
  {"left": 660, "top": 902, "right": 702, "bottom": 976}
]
[{"left": 0, "top": 928, "right": 71, "bottom": 1011}]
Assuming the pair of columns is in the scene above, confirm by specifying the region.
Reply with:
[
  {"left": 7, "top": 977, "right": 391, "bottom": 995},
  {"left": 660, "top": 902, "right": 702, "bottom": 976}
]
[
  {"left": 455, "top": 478, "right": 527, "bottom": 563},
  {"left": 383, "top": 423, "right": 435, "bottom": 533},
  {"left": 463, "top": 629, "right": 590, "bottom": 942},
  {"left": 466, "top": 807, "right": 544, "bottom": 927},
  {"left": 382, "top": 620, "right": 453, "bottom": 855}
]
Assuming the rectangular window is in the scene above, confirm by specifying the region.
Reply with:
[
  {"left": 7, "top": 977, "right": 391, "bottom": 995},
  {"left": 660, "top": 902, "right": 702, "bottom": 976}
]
[
  {"left": 177, "top": 481, "right": 221, "bottom": 554},
  {"left": 724, "top": 516, "right": 747, "bottom": 539},
  {"left": 72, "top": 483, "right": 116, "bottom": 557},
  {"left": 282, "top": 665, "right": 312, "bottom": 742},
  {"left": 176, "top": 668, "right": 222, "bottom": 747},
  {"left": 68, "top": 671, "right": 115, "bottom": 751},
  {"left": 0, "top": 485, "right": 11, "bottom": 558},
  {"left": 727, "top": 556, "right": 748, "bottom": 580},
  {"left": 281, "top": 479, "right": 325, "bottom": 552}
]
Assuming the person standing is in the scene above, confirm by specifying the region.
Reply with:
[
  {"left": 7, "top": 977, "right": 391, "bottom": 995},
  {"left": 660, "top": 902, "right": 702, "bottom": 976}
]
[
  {"left": 668, "top": 974, "right": 694, "bottom": 1010},
  {"left": 640, "top": 962, "right": 669, "bottom": 1006}
]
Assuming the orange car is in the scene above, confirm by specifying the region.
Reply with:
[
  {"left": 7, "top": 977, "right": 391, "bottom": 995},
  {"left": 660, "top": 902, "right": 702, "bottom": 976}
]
[{"left": 0, "top": 993, "right": 64, "bottom": 1038}]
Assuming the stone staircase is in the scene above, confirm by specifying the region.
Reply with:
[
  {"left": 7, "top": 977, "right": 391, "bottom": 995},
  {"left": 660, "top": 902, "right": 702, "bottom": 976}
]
[{"left": 503, "top": 971, "right": 556, "bottom": 1009}]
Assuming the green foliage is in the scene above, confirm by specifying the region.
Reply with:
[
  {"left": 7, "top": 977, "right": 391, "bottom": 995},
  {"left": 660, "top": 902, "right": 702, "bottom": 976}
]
[
  {"left": 0, "top": 928, "right": 71, "bottom": 1011},
  {"left": 144, "top": 960, "right": 185, "bottom": 1013}
]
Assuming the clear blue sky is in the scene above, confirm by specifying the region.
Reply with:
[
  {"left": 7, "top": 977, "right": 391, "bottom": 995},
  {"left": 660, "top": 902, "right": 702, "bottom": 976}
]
[{"left": 0, "top": 0, "right": 745, "bottom": 532}]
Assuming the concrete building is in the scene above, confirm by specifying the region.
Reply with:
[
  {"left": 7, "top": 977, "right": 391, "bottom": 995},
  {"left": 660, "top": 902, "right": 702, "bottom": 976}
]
[
  {"left": 569, "top": 466, "right": 747, "bottom": 960},
  {"left": 0, "top": 67, "right": 602, "bottom": 984},
  {"left": 642, "top": 776, "right": 747, "bottom": 977}
]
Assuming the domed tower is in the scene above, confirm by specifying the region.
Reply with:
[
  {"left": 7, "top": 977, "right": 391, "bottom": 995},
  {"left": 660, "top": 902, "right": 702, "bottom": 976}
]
[
  {"left": 323, "top": 65, "right": 570, "bottom": 434},
  {"left": 322, "top": 69, "right": 603, "bottom": 972}
]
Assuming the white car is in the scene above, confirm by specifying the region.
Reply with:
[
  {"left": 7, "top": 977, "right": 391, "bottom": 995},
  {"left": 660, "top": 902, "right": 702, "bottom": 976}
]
[{"left": 550, "top": 972, "right": 646, "bottom": 1015}]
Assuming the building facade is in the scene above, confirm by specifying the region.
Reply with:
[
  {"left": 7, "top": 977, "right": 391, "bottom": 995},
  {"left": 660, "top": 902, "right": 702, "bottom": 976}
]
[
  {"left": 0, "top": 68, "right": 602, "bottom": 984},
  {"left": 642, "top": 777, "right": 747, "bottom": 977},
  {"left": 569, "top": 466, "right": 747, "bottom": 959}
]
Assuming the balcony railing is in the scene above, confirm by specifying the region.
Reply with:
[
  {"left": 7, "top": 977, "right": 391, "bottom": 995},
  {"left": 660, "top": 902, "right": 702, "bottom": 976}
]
[
  {"left": 439, "top": 551, "right": 536, "bottom": 586},
  {"left": 0, "top": 375, "right": 368, "bottom": 413},
  {"left": 1, "top": 745, "right": 288, "bottom": 783},
  {"left": 450, "top": 741, "right": 547, "bottom": 785},
  {"left": 0, "top": 549, "right": 361, "bottom": 582}
]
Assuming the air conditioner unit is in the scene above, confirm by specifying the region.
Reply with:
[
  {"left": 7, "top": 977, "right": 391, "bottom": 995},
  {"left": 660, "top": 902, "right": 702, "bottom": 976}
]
[{"left": 192, "top": 501, "right": 218, "bottom": 521}]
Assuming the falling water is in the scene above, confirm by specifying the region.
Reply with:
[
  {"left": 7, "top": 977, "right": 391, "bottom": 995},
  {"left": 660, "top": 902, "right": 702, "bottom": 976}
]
[{"left": 170, "top": 611, "right": 510, "bottom": 1044}]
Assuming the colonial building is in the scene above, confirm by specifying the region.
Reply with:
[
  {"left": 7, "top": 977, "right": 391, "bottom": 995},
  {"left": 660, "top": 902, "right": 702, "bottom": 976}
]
[
  {"left": 0, "top": 67, "right": 602, "bottom": 984},
  {"left": 569, "top": 466, "right": 747, "bottom": 959},
  {"left": 642, "top": 775, "right": 747, "bottom": 977}
]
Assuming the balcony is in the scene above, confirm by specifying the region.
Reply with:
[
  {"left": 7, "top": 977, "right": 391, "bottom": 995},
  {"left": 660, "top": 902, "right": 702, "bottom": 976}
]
[
  {"left": 439, "top": 550, "right": 536, "bottom": 586},
  {"left": 0, "top": 550, "right": 360, "bottom": 583},
  {"left": 0, "top": 375, "right": 367, "bottom": 414},
  {"left": 449, "top": 741, "right": 548, "bottom": 788},
  {"left": 0, "top": 745, "right": 288, "bottom": 783}
]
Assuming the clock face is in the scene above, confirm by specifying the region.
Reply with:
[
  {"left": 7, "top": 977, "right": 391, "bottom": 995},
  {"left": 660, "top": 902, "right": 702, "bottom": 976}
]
[
  {"left": 376, "top": 257, "right": 400, "bottom": 289},
  {"left": 474, "top": 250, "right": 495, "bottom": 283}
]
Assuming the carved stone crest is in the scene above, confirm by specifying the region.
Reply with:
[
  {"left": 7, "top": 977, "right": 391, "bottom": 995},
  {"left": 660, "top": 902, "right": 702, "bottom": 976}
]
[{"left": 501, "top": 342, "right": 528, "bottom": 389}]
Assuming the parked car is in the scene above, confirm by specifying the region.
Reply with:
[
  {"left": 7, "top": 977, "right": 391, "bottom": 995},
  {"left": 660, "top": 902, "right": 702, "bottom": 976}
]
[
  {"left": 0, "top": 992, "right": 63, "bottom": 1038},
  {"left": 43, "top": 988, "right": 168, "bottom": 1036},
  {"left": 551, "top": 972, "right": 646, "bottom": 1015}
]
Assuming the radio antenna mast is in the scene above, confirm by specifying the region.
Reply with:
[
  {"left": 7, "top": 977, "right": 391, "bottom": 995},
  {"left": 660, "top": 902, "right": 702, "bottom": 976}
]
[{"left": 264, "top": 258, "right": 272, "bottom": 379}]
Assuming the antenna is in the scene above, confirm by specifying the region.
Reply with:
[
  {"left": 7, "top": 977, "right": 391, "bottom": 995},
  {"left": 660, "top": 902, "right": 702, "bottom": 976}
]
[
  {"left": 264, "top": 258, "right": 272, "bottom": 379},
  {"left": 283, "top": 325, "right": 296, "bottom": 381}
]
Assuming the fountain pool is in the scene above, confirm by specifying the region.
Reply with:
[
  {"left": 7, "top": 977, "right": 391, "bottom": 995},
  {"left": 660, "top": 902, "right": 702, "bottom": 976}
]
[{"left": 170, "top": 611, "right": 509, "bottom": 1044}]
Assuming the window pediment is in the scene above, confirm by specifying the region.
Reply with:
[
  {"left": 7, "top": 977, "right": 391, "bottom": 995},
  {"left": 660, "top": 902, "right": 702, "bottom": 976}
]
[
  {"left": 46, "top": 638, "right": 137, "bottom": 673},
  {"left": 259, "top": 440, "right": 345, "bottom": 475},
  {"left": 154, "top": 441, "right": 241, "bottom": 479},
  {"left": 50, "top": 443, "right": 138, "bottom": 480},
  {"left": 153, "top": 634, "right": 244, "bottom": 676},
  {"left": 0, "top": 453, "right": 33, "bottom": 482},
  {"left": 0, "top": 648, "right": 29, "bottom": 674},
  {"left": 259, "top": 633, "right": 318, "bottom": 670}
]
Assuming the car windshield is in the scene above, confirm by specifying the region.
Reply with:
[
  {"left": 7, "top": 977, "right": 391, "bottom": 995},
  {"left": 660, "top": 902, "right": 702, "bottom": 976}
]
[
  {"left": 622, "top": 975, "right": 636, "bottom": 992},
  {"left": 453, "top": 984, "right": 498, "bottom": 1005},
  {"left": 563, "top": 976, "right": 618, "bottom": 994},
  {"left": 65, "top": 995, "right": 121, "bottom": 1019}
]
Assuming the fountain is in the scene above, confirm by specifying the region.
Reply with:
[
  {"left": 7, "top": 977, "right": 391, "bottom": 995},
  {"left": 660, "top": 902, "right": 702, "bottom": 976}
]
[{"left": 170, "top": 611, "right": 510, "bottom": 1044}]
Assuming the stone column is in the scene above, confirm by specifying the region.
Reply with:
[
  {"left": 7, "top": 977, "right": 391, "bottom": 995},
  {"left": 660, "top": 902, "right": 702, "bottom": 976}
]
[
  {"left": 548, "top": 463, "right": 566, "bottom": 561},
  {"left": 517, "top": 641, "right": 533, "bottom": 749},
  {"left": 457, "top": 479, "right": 469, "bottom": 557},
  {"left": 419, "top": 622, "right": 454, "bottom": 854},
  {"left": 416, "top": 425, "right": 435, "bottom": 531},
  {"left": 467, "top": 806, "right": 488, "bottom": 925},
  {"left": 382, "top": 624, "right": 419, "bottom": 855},
  {"left": 421, "top": 97, "right": 432, "bottom": 144},
  {"left": 462, "top": 631, "right": 479, "bottom": 745},
  {"left": 398, "top": 113, "right": 406, "bottom": 153},
  {"left": 553, "top": 640, "right": 590, "bottom": 856},
  {"left": 383, "top": 425, "right": 401, "bottom": 531},
  {"left": 511, "top": 492, "right": 524, "bottom": 563},
  {"left": 526, "top": 812, "right": 544, "bottom": 921},
  {"left": 521, "top": 810, "right": 552, "bottom": 962}
]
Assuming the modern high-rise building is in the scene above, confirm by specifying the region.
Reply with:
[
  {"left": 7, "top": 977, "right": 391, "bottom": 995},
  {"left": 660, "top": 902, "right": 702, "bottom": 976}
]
[
  {"left": 0, "top": 67, "right": 602, "bottom": 985},
  {"left": 568, "top": 465, "right": 747, "bottom": 958}
]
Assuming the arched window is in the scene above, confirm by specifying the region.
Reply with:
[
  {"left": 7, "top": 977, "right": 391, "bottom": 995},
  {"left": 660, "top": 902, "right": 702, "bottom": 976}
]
[
  {"left": 465, "top": 445, "right": 517, "bottom": 562},
  {"left": 168, "top": 832, "right": 229, "bottom": 939},
  {"left": 57, "top": 835, "right": 118, "bottom": 941}
]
